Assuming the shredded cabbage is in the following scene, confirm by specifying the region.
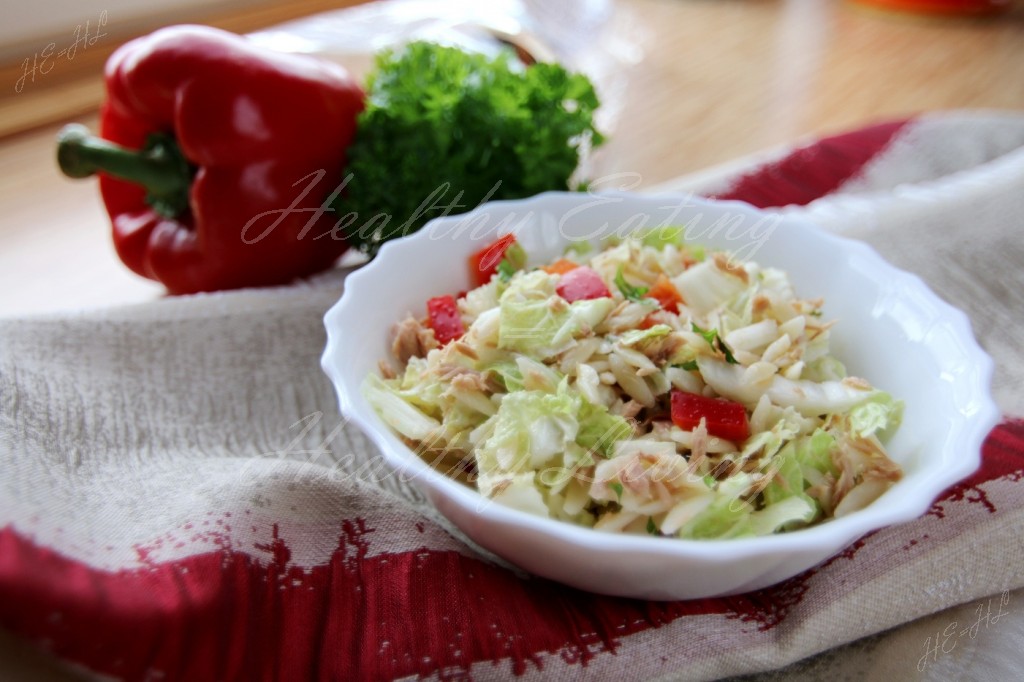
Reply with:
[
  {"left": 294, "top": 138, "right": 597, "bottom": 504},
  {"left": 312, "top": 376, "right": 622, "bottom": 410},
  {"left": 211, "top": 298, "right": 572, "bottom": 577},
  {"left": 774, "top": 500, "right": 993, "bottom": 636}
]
[{"left": 365, "top": 232, "right": 903, "bottom": 539}]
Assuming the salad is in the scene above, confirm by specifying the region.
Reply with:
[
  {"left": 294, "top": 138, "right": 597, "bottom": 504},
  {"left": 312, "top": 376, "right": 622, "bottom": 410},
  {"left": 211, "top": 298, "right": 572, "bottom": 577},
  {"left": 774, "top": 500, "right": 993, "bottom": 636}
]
[{"left": 364, "top": 229, "right": 903, "bottom": 539}]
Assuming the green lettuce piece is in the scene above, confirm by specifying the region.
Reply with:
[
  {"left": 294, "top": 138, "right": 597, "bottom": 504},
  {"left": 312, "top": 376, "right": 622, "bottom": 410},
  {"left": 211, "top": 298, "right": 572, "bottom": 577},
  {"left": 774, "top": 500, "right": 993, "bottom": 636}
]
[
  {"left": 678, "top": 474, "right": 756, "bottom": 539},
  {"left": 489, "top": 472, "right": 550, "bottom": 516},
  {"left": 755, "top": 429, "right": 837, "bottom": 533},
  {"left": 619, "top": 324, "right": 672, "bottom": 349},
  {"left": 497, "top": 271, "right": 566, "bottom": 356},
  {"left": 668, "top": 341, "right": 702, "bottom": 368},
  {"left": 637, "top": 227, "right": 706, "bottom": 263},
  {"left": 485, "top": 360, "right": 524, "bottom": 392},
  {"left": 762, "top": 429, "right": 831, "bottom": 501},
  {"left": 564, "top": 241, "right": 593, "bottom": 256},
  {"left": 551, "top": 298, "right": 615, "bottom": 348},
  {"left": 384, "top": 357, "right": 447, "bottom": 419},
  {"left": 739, "top": 411, "right": 802, "bottom": 461},
  {"left": 366, "top": 356, "right": 496, "bottom": 449},
  {"left": 477, "top": 379, "right": 631, "bottom": 466},
  {"left": 801, "top": 355, "right": 848, "bottom": 382},
  {"left": 640, "top": 226, "right": 685, "bottom": 249},
  {"left": 749, "top": 496, "right": 817, "bottom": 536},
  {"left": 440, "top": 403, "right": 492, "bottom": 450},
  {"left": 497, "top": 270, "right": 612, "bottom": 357},
  {"left": 476, "top": 388, "right": 579, "bottom": 475},
  {"left": 796, "top": 428, "right": 838, "bottom": 478},
  {"left": 670, "top": 259, "right": 748, "bottom": 315},
  {"left": 516, "top": 356, "right": 563, "bottom": 393},
  {"left": 849, "top": 392, "right": 904, "bottom": 441},
  {"left": 762, "top": 442, "right": 806, "bottom": 508},
  {"left": 576, "top": 400, "right": 633, "bottom": 457},
  {"left": 362, "top": 374, "right": 441, "bottom": 442}
]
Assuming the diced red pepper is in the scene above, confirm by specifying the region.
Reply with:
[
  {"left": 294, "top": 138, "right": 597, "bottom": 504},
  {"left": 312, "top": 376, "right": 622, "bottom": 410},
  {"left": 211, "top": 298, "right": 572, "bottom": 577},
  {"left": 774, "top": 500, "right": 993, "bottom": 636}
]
[
  {"left": 670, "top": 390, "right": 750, "bottom": 443},
  {"left": 556, "top": 266, "right": 611, "bottom": 302},
  {"left": 468, "top": 234, "right": 518, "bottom": 287},
  {"left": 637, "top": 313, "right": 661, "bottom": 330},
  {"left": 645, "top": 274, "right": 684, "bottom": 313},
  {"left": 542, "top": 258, "right": 580, "bottom": 275},
  {"left": 426, "top": 295, "right": 465, "bottom": 345}
]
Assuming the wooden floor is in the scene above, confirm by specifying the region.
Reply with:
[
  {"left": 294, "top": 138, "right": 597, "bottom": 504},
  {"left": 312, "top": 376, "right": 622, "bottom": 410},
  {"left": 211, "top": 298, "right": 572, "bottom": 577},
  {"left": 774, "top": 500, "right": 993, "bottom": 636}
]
[{"left": 0, "top": 0, "right": 1022, "bottom": 316}]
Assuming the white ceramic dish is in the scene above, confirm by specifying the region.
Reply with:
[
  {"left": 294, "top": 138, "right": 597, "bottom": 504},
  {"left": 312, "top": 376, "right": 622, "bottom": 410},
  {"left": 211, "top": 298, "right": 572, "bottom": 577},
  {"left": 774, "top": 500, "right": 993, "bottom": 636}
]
[{"left": 321, "top": 192, "right": 998, "bottom": 600}]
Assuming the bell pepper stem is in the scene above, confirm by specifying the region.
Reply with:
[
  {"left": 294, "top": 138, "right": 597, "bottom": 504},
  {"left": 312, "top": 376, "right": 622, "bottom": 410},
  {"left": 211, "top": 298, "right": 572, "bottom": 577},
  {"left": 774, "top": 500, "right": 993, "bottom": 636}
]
[{"left": 56, "top": 123, "right": 192, "bottom": 218}]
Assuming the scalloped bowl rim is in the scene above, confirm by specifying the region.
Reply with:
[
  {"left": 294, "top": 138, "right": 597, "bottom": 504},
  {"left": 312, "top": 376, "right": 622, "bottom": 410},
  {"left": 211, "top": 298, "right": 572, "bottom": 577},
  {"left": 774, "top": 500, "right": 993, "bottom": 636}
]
[{"left": 322, "top": 191, "right": 999, "bottom": 590}]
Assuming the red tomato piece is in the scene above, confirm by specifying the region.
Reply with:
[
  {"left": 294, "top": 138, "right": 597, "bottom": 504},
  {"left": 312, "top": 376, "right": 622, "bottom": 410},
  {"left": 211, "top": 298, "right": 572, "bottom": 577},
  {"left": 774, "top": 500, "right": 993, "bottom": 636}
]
[
  {"left": 468, "top": 234, "right": 518, "bottom": 287},
  {"left": 670, "top": 390, "right": 750, "bottom": 443},
  {"left": 556, "top": 266, "right": 611, "bottom": 302},
  {"left": 426, "top": 295, "right": 465, "bottom": 345}
]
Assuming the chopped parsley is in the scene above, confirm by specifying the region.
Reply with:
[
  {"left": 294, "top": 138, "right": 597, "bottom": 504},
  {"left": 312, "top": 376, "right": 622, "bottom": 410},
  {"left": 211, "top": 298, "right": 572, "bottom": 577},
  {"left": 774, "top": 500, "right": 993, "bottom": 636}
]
[
  {"left": 610, "top": 481, "right": 624, "bottom": 502},
  {"left": 691, "top": 322, "right": 739, "bottom": 364},
  {"left": 615, "top": 265, "right": 649, "bottom": 301}
]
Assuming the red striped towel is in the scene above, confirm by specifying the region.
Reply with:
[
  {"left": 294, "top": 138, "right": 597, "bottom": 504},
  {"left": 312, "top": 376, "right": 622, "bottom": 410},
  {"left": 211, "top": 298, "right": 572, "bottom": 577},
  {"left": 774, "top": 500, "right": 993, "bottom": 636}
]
[{"left": 2, "top": 111, "right": 1023, "bottom": 681}]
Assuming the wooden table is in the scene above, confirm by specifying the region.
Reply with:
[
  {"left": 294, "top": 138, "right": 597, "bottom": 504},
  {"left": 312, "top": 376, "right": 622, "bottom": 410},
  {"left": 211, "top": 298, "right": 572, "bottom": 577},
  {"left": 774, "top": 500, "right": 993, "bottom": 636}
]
[{"left": 0, "top": 0, "right": 1022, "bottom": 317}]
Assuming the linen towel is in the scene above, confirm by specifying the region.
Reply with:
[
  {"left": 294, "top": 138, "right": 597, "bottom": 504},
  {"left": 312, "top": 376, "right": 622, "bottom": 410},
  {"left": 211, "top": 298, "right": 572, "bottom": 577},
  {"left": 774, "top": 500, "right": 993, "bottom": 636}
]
[{"left": 2, "top": 110, "right": 1023, "bottom": 681}]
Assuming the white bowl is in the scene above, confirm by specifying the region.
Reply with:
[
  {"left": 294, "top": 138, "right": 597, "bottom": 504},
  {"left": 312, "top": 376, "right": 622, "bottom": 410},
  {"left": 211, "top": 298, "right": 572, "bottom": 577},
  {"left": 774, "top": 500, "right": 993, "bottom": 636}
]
[{"left": 321, "top": 192, "right": 998, "bottom": 600}]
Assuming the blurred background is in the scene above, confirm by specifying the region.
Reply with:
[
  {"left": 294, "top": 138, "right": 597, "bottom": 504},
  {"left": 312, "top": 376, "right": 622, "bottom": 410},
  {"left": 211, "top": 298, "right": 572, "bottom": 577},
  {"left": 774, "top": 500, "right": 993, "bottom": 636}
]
[
  {"left": 3, "top": 0, "right": 1022, "bottom": 174},
  {"left": 0, "top": 0, "right": 1022, "bottom": 314}
]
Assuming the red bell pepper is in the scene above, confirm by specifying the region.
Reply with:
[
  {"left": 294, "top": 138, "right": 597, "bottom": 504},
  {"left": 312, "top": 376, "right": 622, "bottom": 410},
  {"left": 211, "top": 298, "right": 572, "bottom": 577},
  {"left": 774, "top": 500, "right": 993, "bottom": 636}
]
[
  {"left": 468, "top": 234, "right": 525, "bottom": 287},
  {"left": 56, "top": 25, "right": 364, "bottom": 294},
  {"left": 645, "top": 274, "right": 684, "bottom": 313},
  {"left": 555, "top": 266, "right": 611, "bottom": 302},
  {"left": 541, "top": 258, "right": 580, "bottom": 276},
  {"left": 670, "top": 389, "right": 750, "bottom": 443},
  {"left": 426, "top": 295, "right": 465, "bottom": 345}
]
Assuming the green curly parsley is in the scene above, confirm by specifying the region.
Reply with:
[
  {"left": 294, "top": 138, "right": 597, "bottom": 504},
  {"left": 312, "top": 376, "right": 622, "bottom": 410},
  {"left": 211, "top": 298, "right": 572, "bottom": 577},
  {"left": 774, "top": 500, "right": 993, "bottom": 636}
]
[{"left": 336, "top": 41, "right": 605, "bottom": 255}]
